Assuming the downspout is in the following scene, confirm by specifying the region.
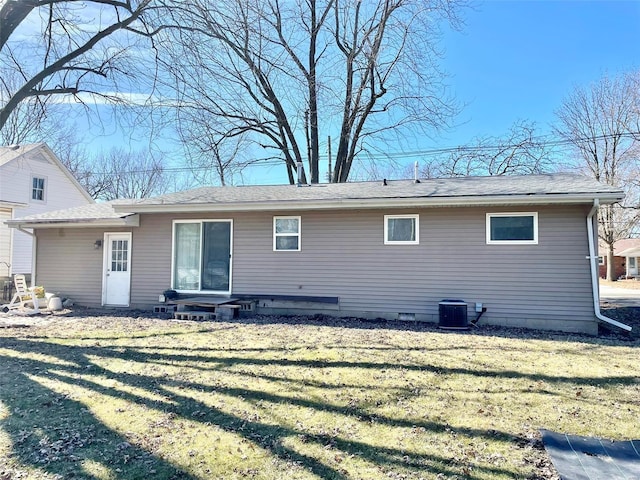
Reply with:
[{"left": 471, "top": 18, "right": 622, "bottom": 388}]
[
  {"left": 17, "top": 225, "right": 37, "bottom": 288},
  {"left": 586, "top": 200, "right": 632, "bottom": 332}
]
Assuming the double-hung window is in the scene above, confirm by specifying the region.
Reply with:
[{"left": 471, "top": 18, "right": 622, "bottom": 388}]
[
  {"left": 172, "top": 220, "right": 232, "bottom": 292},
  {"left": 384, "top": 214, "right": 419, "bottom": 245},
  {"left": 486, "top": 213, "right": 538, "bottom": 244},
  {"left": 32, "top": 177, "right": 45, "bottom": 201},
  {"left": 274, "top": 216, "right": 301, "bottom": 251}
]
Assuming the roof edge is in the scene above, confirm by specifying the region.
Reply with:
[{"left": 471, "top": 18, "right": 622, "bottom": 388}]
[
  {"left": 112, "top": 192, "right": 624, "bottom": 214},
  {"left": 6, "top": 214, "right": 139, "bottom": 229}
]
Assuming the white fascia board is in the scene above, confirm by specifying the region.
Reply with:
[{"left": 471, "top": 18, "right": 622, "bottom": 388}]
[
  {"left": 0, "top": 200, "right": 28, "bottom": 208},
  {"left": 6, "top": 214, "right": 139, "bottom": 229},
  {"left": 113, "top": 193, "right": 623, "bottom": 214}
]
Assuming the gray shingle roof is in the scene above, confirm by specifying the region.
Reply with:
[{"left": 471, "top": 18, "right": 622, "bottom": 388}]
[
  {"left": 7, "top": 174, "right": 623, "bottom": 225},
  {"left": 119, "top": 173, "right": 622, "bottom": 209},
  {"left": 7, "top": 201, "right": 134, "bottom": 224}
]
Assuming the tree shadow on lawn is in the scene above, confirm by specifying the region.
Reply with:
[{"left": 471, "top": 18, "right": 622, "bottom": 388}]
[{"left": 0, "top": 336, "right": 552, "bottom": 480}]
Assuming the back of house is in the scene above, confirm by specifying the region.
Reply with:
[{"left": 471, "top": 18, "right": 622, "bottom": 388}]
[{"left": 7, "top": 173, "right": 627, "bottom": 335}]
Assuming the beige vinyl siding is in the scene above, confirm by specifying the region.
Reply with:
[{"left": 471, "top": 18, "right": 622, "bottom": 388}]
[
  {"left": 34, "top": 204, "right": 597, "bottom": 333},
  {"left": 230, "top": 206, "right": 595, "bottom": 332},
  {"left": 129, "top": 215, "right": 173, "bottom": 304},
  {"left": 35, "top": 227, "right": 134, "bottom": 306}
]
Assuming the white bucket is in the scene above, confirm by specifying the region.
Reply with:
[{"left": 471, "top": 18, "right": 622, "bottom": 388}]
[{"left": 48, "top": 296, "right": 63, "bottom": 311}]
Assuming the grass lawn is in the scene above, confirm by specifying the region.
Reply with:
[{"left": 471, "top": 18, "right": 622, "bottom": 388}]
[{"left": 0, "top": 313, "right": 638, "bottom": 480}]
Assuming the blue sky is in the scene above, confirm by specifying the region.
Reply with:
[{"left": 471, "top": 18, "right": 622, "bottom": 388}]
[
  {"left": 72, "top": 0, "right": 640, "bottom": 184},
  {"left": 437, "top": 0, "right": 640, "bottom": 146}
]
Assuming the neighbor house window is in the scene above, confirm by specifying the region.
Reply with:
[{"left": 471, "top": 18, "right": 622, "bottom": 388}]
[
  {"left": 384, "top": 214, "right": 419, "bottom": 245},
  {"left": 172, "top": 220, "right": 232, "bottom": 292},
  {"left": 274, "top": 216, "right": 301, "bottom": 251},
  {"left": 486, "top": 213, "right": 538, "bottom": 244},
  {"left": 32, "top": 177, "right": 45, "bottom": 201},
  {"left": 598, "top": 256, "right": 605, "bottom": 265}
]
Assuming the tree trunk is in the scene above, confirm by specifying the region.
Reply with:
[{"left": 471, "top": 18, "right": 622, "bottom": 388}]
[{"left": 606, "top": 243, "right": 616, "bottom": 281}]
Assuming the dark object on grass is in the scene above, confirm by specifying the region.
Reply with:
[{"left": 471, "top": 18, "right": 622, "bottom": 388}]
[{"left": 540, "top": 429, "right": 640, "bottom": 479}]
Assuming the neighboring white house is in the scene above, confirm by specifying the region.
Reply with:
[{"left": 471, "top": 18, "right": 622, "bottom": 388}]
[{"left": 0, "top": 143, "right": 93, "bottom": 278}]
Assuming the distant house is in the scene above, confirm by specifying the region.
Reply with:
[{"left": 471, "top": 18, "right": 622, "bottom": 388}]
[
  {"left": 0, "top": 143, "right": 93, "bottom": 281},
  {"left": 7, "top": 173, "right": 630, "bottom": 334},
  {"left": 599, "top": 238, "right": 640, "bottom": 279}
]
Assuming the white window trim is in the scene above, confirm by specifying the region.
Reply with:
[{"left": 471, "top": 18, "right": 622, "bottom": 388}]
[
  {"left": 273, "top": 216, "right": 301, "bottom": 251},
  {"left": 486, "top": 212, "right": 538, "bottom": 245},
  {"left": 598, "top": 256, "right": 605, "bottom": 265},
  {"left": 31, "top": 175, "right": 47, "bottom": 203},
  {"left": 171, "top": 219, "right": 233, "bottom": 294},
  {"left": 384, "top": 214, "right": 419, "bottom": 245}
]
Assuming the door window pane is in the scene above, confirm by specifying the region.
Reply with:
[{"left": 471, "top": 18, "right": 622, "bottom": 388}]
[
  {"left": 174, "top": 223, "right": 201, "bottom": 290},
  {"left": 111, "top": 239, "right": 128, "bottom": 272},
  {"left": 201, "top": 222, "right": 231, "bottom": 291}
]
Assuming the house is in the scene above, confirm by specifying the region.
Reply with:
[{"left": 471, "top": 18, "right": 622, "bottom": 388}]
[
  {"left": 599, "top": 238, "right": 640, "bottom": 279},
  {"left": 6, "top": 173, "right": 630, "bottom": 334},
  {"left": 0, "top": 144, "right": 93, "bottom": 286}
]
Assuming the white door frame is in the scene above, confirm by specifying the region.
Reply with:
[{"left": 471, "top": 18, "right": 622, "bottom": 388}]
[{"left": 102, "top": 232, "right": 132, "bottom": 306}]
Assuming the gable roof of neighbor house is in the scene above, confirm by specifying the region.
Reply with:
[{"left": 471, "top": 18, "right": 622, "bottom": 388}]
[
  {"left": 613, "top": 238, "right": 640, "bottom": 258},
  {"left": 7, "top": 173, "right": 624, "bottom": 229},
  {"left": 0, "top": 143, "right": 94, "bottom": 204},
  {"left": 599, "top": 238, "right": 640, "bottom": 257}
]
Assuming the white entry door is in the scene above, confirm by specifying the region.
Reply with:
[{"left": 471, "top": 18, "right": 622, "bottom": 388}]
[{"left": 102, "top": 233, "right": 132, "bottom": 306}]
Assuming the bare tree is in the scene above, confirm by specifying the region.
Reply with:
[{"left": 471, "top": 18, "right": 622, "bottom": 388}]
[
  {"left": 81, "top": 147, "right": 168, "bottom": 200},
  {"left": 159, "top": 0, "right": 465, "bottom": 184},
  {"left": 421, "top": 120, "right": 553, "bottom": 178},
  {"left": 0, "top": 0, "right": 160, "bottom": 132},
  {"left": 176, "top": 107, "right": 261, "bottom": 186},
  {"left": 555, "top": 71, "right": 640, "bottom": 281}
]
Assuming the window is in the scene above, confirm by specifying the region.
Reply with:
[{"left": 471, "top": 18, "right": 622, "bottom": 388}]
[
  {"left": 630, "top": 257, "right": 637, "bottom": 269},
  {"left": 598, "top": 256, "right": 605, "bottom": 265},
  {"left": 486, "top": 213, "right": 538, "bottom": 244},
  {"left": 274, "top": 216, "right": 301, "bottom": 251},
  {"left": 172, "top": 220, "right": 232, "bottom": 292},
  {"left": 384, "top": 214, "right": 419, "bottom": 245},
  {"left": 32, "top": 177, "right": 45, "bottom": 201},
  {"left": 110, "top": 239, "right": 129, "bottom": 272}
]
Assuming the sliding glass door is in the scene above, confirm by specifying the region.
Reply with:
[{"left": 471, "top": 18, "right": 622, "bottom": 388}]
[{"left": 173, "top": 220, "right": 232, "bottom": 293}]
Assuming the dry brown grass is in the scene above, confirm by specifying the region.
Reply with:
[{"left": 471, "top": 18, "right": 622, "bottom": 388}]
[
  {"left": 600, "top": 279, "right": 640, "bottom": 290},
  {"left": 0, "top": 312, "right": 638, "bottom": 480}
]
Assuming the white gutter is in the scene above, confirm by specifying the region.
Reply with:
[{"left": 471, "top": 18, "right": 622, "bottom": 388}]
[
  {"left": 17, "top": 226, "right": 37, "bottom": 288},
  {"left": 6, "top": 214, "right": 139, "bottom": 230},
  {"left": 113, "top": 192, "right": 624, "bottom": 214},
  {"left": 586, "top": 199, "right": 632, "bottom": 332}
]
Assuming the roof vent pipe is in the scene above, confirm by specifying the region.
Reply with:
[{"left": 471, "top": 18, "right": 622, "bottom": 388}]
[
  {"left": 297, "top": 161, "right": 304, "bottom": 187},
  {"left": 414, "top": 161, "right": 420, "bottom": 183}
]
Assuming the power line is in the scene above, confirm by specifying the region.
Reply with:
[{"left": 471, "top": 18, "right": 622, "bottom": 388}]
[{"left": 82, "top": 130, "right": 640, "bottom": 176}]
